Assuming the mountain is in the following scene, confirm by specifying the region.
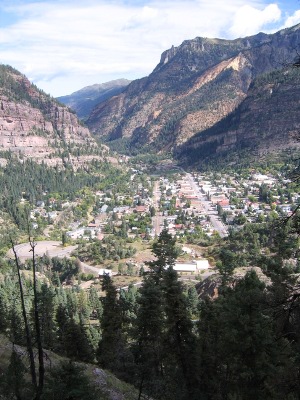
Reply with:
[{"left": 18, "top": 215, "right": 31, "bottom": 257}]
[
  {"left": 0, "top": 64, "right": 102, "bottom": 166},
  {"left": 86, "top": 24, "right": 300, "bottom": 162},
  {"left": 177, "top": 66, "right": 300, "bottom": 167},
  {"left": 57, "top": 79, "right": 131, "bottom": 120}
]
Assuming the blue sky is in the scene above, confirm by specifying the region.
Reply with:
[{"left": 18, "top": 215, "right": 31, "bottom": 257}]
[{"left": 1, "top": 0, "right": 300, "bottom": 97}]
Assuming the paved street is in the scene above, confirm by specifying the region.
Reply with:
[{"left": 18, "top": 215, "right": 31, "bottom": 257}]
[
  {"left": 152, "top": 180, "right": 165, "bottom": 236},
  {"left": 186, "top": 173, "right": 228, "bottom": 237},
  {"left": 151, "top": 172, "right": 228, "bottom": 238}
]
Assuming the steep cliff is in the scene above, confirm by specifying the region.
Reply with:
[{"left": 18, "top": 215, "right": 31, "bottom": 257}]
[
  {"left": 86, "top": 24, "right": 300, "bottom": 158},
  {"left": 0, "top": 65, "right": 100, "bottom": 165}
]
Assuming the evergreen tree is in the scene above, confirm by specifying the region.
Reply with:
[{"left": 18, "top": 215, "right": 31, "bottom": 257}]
[
  {"left": 217, "top": 248, "right": 237, "bottom": 284},
  {"left": 134, "top": 228, "right": 198, "bottom": 399},
  {"left": 34, "top": 283, "right": 56, "bottom": 349},
  {"left": 63, "top": 318, "right": 94, "bottom": 362},
  {"left": 89, "top": 286, "right": 103, "bottom": 321},
  {"left": 186, "top": 286, "right": 199, "bottom": 318},
  {"left": 0, "top": 348, "right": 30, "bottom": 400},
  {"left": 162, "top": 266, "right": 200, "bottom": 400},
  {"left": 198, "top": 271, "right": 294, "bottom": 399},
  {"left": 133, "top": 275, "right": 165, "bottom": 399},
  {"left": 55, "top": 303, "right": 69, "bottom": 353},
  {"left": 147, "top": 228, "right": 178, "bottom": 281},
  {"left": 97, "top": 274, "right": 131, "bottom": 379},
  {"left": 0, "top": 286, "right": 9, "bottom": 333},
  {"left": 42, "top": 361, "right": 100, "bottom": 400},
  {"left": 9, "top": 302, "right": 25, "bottom": 346}
]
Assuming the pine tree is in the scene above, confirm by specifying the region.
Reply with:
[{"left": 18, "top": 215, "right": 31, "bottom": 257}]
[
  {"left": 133, "top": 274, "right": 165, "bottom": 399},
  {"left": 97, "top": 274, "right": 131, "bottom": 378},
  {"left": 63, "top": 318, "right": 94, "bottom": 362},
  {"left": 35, "top": 283, "right": 56, "bottom": 349},
  {"left": 42, "top": 361, "right": 99, "bottom": 400},
  {"left": 89, "top": 286, "right": 103, "bottom": 321},
  {"left": 0, "top": 348, "right": 29, "bottom": 400},
  {"left": 134, "top": 228, "right": 198, "bottom": 399},
  {"left": 162, "top": 267, "right": 200, "bottom": 400},
  {"left": 147, "top": 228, "right": 178, "bottom": 281},
  {"left": 0, "top": 285, "right": 9, "bottom": 333},
  {"left": 186, "top": 286, "right": 199, "bottom": 318},
  {"left": 198, "top": 270, "right": 293, "bottom": 399}
]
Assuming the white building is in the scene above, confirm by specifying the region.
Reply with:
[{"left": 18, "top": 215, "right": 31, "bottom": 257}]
[
  {"left": 66, "top": 227, "right": 98, "bottom": 240},
  {"left": 66, "top": 227, "right": 86, "bottom": 239},
  {"left": 172, "top": 259, "right": 210, "bottom": 273},
  {"left": 98, "top": 268, "right": 113, "bottom": 277}
]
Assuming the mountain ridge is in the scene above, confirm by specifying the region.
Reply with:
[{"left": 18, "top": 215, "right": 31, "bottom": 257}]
[
  {"left": 85, "top": 24, "right": 300, "bottom": 162},
  {"left": 57, "top": 79, "right": 131, "bottom": 120}
]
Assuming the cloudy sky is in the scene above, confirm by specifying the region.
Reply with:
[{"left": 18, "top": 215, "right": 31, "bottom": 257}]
[{"left": 0, "top": 0, "right": 300, "bottom": 97}]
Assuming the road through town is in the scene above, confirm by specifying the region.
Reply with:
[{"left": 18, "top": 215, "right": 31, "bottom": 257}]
[
  {"left": 185, "top": 173, "right": 228, "bottom": 237},
  {"left": 152, "top": 180, "right": 164, "bottom": 236},
  {"left": 151, "top": 170, "right": 228, "bottom": 238}
]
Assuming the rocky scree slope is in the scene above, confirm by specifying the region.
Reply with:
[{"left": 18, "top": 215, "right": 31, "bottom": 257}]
[{"left": 86, "top": 24, "right": 300, "bottom": 158}]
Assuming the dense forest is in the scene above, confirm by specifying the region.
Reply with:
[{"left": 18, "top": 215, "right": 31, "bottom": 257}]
[
  {"left": 0, "top": 220, "right": 300, "bottom": 399},
  {"left": 0, "top": 156, "right": 131, "bottom": 231}
]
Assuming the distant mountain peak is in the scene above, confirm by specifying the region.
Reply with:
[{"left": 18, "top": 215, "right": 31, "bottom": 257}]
[{"left": 57, "top": 79, "right": 131, "bottom": 120}]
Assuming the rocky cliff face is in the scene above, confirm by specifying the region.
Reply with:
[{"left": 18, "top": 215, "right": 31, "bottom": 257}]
[
  {"left": 0, "top": 65, "right": 100, "bottom": 165},
  {"left": 86, "top": 24, "right": 300, "bottom": 158}
]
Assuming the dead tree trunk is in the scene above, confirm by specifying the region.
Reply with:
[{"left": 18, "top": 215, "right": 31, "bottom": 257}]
[
  {"left": 11, "top": 240, "right": 37, "bottom": 392},
  {"left": 29, "top": 238, "right": 45, "bottom": 400}
]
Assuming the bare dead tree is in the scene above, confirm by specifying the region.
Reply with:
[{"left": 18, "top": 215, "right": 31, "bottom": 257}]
[
  {"left": 29, "top": 236, "right": 45, "bottom": 400},
  {"left": 10, "top": 238, "right": 37, "bottom": 392},
  {"left": 10, "top": 226, "right": 46, "bottom": 400}
]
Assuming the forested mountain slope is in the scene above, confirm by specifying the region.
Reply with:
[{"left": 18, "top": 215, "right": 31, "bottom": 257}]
[{"left": 86, "top": 24, "right": 300, "bottom": 159}]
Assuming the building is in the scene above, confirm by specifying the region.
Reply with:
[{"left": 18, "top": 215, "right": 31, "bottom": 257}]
[
  {"left": 172, "top": 259, "right": 210, "bottom": 273},
  {"left": 98, "top": 269, "right": 113, "bottom": 278}
]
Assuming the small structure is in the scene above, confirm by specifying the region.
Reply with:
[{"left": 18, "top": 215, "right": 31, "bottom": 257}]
[
  {"left": 278, "top": 204, "right": 292, "bottom": 213},
  {"left": 98, "top": 268, "right": 113, "bottom": 278},
  {"left": 172, "top": 259, "right": 210, "bottom": 273},
  {"left": 195, "top": 259, "right": 210, "bottom": 270},
  {"left": 100, "top": 205, "right": 109, "bottom": 213},
  {"left": 66, "top": 227, "right": 86, "bottom": 239},
  {"left": 174, "top": 263, "right": 197, "bottom": 273}
]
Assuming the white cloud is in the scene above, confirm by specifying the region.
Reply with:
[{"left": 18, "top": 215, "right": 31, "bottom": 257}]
[
  {"left": 283, "top": 10, "right": 300, "bottom": 29},
  {"left": 0, "top": 1, "right": 298, "bottom": 96},
  {"left": 229, "top": 3, "right": 281, "bottom": 37}
]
